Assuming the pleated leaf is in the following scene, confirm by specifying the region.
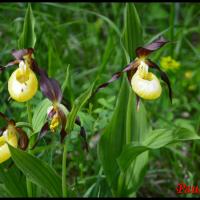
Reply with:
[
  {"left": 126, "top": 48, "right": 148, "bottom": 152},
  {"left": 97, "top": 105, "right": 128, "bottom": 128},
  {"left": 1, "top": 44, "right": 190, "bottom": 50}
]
[
  {"left": 8, "top": 145, "right": 62, "bottom": 197},
  {"left": 32, "top": 98, "right": 52, "bottom": 133},
  {"left": 66, "top": 82, "right": 95, "bottom": 132}
]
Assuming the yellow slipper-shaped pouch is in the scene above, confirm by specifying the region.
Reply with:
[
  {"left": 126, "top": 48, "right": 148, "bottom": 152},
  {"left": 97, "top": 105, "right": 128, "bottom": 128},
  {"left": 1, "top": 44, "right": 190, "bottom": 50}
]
[
  {"left": 8, "top": 64, "right": 38, "bottom": 102},
  {"left": 131, "top": 70, "right": 162, "bottom": 100},
  {"left": 0, "top": 128, "right": 18, "bottom": 164}
]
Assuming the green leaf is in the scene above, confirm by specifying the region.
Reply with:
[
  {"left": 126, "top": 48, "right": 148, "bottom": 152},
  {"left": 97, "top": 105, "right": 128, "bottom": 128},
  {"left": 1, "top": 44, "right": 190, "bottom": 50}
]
[
  {"left": 18, "top": 3, "right": 36, "bottom": 48},
  {"left": 8, "top": 145, "right": 62, "bottom": 197},
  {"left": 66, "top": 82, "right": 95, "bottom": 132},
  {"left": 32, "top": 98, "right": 52, "bottom": 133},
  {"left": 117, "top": 125, "right": 200, "bottom": 173}
]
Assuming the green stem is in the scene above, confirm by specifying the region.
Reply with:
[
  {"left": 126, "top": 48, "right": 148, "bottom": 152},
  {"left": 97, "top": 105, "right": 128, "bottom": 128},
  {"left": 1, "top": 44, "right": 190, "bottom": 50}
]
[
  {"left": 26, "top": 101, "right": 33, "bottom": 197},
  {"left": 62, "top": 138, "right": 68, "bottom": 197},
  {"left": 170, "top": 3, "right": 175, "bottom": 57}
]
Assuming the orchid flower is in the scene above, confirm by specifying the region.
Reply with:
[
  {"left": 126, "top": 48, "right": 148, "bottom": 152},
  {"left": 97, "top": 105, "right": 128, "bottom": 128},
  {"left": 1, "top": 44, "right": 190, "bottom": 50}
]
[
  {"left": 0, "top": 48, "right": 39, "bottom": 102},
  {"left": 93, "top": 37, "right": 172, "bottom": 109}
]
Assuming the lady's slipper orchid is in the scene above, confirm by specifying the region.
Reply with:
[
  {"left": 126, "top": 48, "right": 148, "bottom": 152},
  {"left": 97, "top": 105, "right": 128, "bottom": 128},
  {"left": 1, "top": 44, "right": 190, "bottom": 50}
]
[
  {"left": 93, "top": 36, "right": 172, "bottom": 109},
  {"left": 0, "top": 48, "right": 39, "bottom": 102},
  {"left": 0, "top": 112, "right": 29, "bottom": 164},
  {"left": 32, "top": 71, "right": 88, "bottom": 151}
]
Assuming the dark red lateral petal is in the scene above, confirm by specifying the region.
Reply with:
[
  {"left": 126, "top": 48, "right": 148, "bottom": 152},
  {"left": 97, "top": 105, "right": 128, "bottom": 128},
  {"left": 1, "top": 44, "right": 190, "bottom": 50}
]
[
  {"left": 47, "top": 108, "right": 56, "bottom": 119},
  {"left": 16, "top": 128, "right": 29, "bottom": 150},
  {"left": 57, "top": 107, "right": 67, "bottom": 143},
  {"left": 32, "top": 60, "right": 63, "bottom": 102},
  {"left": 136, "top": 37, "right": 169, "bottom": 57},
  {"left": 146, "top": 59, "right": 172, "bottom": 103},
  {"left": 0, "top": 112, "right": 10, "bottom": 122},
  {"left": 12, "top": 48, "right": 34, "bottom": 60},
  {"left": 127, "top": 67, "right": 138, "bottom": 85},
  {"left": 40, "top": 73, "right": 63, "bottom": 103},
  {"left": 92, "top": 60, "right": 138, "bottom": 97},
  {"left": 75, "top": 117, "right": 89, "bottom": 152}
]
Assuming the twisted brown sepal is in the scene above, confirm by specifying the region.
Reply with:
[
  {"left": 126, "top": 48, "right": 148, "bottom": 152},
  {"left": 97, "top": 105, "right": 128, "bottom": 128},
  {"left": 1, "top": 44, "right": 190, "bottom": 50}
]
[
  {"left": 75, "top": 117, "right": 89, "bottom": 152},
  {"left": 16, "top": 127, "right": 29, "bottom": 150},
  {"left": 146, "top": 59, "right": 172, "bottom": 103},
  {"left": 0, "top": 112, "right": 10, "bottom": 122},
  {"left": 39, "top": 69, "right": 63, "bottom": 103},
  {"left": 136, "top": 36, "right": 169, "bottom": 58},
  {"left": 92, "top": 60, "right": 138, "bottom": 97},
  {"left": 30, "top": 122, "right": 50, "bottom": 150}
]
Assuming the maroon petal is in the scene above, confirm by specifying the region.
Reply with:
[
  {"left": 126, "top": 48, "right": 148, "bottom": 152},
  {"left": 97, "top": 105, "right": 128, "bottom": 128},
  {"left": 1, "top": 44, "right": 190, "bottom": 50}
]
[
  {"left": 92, "top": 60, "right": 138, "bottom": 97},
  {"left": 16, "top": 128, "right": 29, "bottom": 150},
  {"left": 136, "top": 36, "right": 168, "bottom": 58},
  {"left": 127, "top": 67, "right": 138, "bottom": 84},
  {"left": 31, "top": 59, "right": 62, "bottom": 102},
  {"left": 0, "top": 112, "right": 10, "bottom": 122},
  {"left": 57, "top": 107, "right": 67, "bottom": 143},
  {"left": 47, "top": 107, "right": 56, "bottom": 119},
  {"left": 31, "top": 122, "right": 50, "bottom": 150},
  {"left": 39, "top": 72, "right": 62, "bottom": 103},
  {"left": 146, "top": 59, "right": 172, "bottom": 103},
  {"left": 75, "top": 117, "right": 89, "bottom": 152},
  {"left": 12, "top": 48, "right": 34, "bottom": 60},
  {"left": 60, "top": 128, "right": 68, "bottom": 144}
]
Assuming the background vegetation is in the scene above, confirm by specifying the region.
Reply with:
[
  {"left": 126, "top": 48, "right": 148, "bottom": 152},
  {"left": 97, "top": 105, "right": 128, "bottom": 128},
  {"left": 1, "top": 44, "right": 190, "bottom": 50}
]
[{"left": 0, "top": 2, "right": 200, "bottom": 197}]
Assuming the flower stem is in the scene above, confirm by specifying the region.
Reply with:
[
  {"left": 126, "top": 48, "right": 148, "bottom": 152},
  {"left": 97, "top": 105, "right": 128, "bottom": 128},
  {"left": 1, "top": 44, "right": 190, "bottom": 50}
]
[
  {"left": 26, "top": 101, "right": 33, "bottom": 197},
  {"left": 62, "top": 138, "right": 68, "bottom": 197}
]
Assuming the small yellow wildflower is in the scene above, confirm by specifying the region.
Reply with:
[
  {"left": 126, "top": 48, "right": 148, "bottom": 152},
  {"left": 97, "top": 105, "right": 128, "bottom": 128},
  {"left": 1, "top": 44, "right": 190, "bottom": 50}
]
[
  {"left": 160, "top": 56, "right": 180, "bottom": 71},
  {"left": 184, "top": 71, "right": 193, "bottom": 79},
  {"left": 188, "top": 84, "right": 197, "bottom": 91}
]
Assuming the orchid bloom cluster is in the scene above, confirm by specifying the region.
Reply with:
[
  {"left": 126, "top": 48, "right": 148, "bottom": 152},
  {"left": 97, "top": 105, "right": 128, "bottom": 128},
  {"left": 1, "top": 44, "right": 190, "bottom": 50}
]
[
  {"left": 0, "top": 48, "right": 87, "bottom": 164},
  {"left": 94, "top": 37, "right": 172, "bottom": 109}
]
